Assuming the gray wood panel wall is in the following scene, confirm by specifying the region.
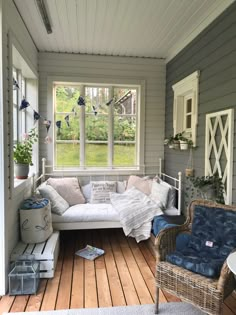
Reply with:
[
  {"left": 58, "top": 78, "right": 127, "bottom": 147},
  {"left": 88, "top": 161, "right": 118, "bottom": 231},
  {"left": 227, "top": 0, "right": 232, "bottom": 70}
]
[
  {"left": 165, "top": 2, "right": 236, "bottom": 208},
  {"left": 38, "top": 53, "right": 166, "bottom": 175}
]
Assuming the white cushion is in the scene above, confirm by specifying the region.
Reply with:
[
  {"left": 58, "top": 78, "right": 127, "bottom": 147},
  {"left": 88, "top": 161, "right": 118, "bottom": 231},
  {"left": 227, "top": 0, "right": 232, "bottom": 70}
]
[
  {"left": 126, "top": 175, "right": 152, "bottom": 195},
  {"left": 159, "top": 179, "right": 176, "bottom": 208},
  {"left": 51, "top": 203, "right": 120, "bottom": 223},
  {"left": 150, "top": 181, "right": 170, "bottom": 209},
  {"left": 116, "top": 180, "right": 127, "bottom": 193},
  {"left": 90, "top": 181, "right": 117, "bottom": 204},
  {"left": 47, "top": 177, "right": 85, "bottom": 206},
  {"left": 38, "top": 184, "right": 69, "bottom": 215},
  {"left": 81, "top": 183, "right": 92, "bottom": 202}
]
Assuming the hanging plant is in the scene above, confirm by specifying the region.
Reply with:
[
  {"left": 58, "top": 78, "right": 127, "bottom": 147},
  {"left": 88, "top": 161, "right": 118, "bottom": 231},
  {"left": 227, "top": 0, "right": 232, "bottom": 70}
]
[{"left": 185, "top": 172, "right": 225, "bottom": 206}]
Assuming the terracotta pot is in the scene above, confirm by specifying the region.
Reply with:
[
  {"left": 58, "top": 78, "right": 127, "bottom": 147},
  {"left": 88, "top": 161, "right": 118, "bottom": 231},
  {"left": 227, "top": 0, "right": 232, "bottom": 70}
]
[{"left": 15, "top": 163, "right": 29, "bottom": 179}]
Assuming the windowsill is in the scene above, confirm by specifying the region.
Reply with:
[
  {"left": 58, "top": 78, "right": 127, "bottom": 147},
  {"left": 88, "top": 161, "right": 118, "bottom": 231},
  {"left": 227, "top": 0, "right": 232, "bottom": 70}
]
[{"left": 13, "top": 175, "right": 33, "bottom": 196}]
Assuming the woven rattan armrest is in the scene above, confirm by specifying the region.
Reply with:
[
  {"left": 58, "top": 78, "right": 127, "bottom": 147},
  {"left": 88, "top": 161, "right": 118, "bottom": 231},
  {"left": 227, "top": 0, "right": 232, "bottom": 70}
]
[
  {"left": 217, "top": 257, "right": 236, "bottom": 294},
  {"left": 154, "top": 224, "right": 190, "bottom": 262}
]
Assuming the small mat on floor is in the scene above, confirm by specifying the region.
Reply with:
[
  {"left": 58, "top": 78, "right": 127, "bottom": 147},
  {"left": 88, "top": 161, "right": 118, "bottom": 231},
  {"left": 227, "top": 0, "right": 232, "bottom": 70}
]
[{"left": 3, "top": 302, "right": 205, "bottom": 314}]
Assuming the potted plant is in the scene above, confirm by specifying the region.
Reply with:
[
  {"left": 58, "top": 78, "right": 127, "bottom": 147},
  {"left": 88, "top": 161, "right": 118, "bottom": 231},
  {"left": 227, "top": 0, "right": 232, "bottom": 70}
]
[
  {"left": 13, "top": 128, "right": 38, "bottom": 179},
  {"left": 178, "top": 132, "right": 193, "bottom": 150},
  {"left": 164, "top": 135, "right": 175, "bottom": 149},
  {"left": 185, "top": 172, "right": 225, "bottom": 206}
]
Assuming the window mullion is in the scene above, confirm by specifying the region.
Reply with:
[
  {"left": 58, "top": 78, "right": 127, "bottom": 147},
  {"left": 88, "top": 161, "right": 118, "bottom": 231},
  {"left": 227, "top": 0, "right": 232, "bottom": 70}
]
[
  {"left": 108, "top": 86, "right": 114, "bottom": 167},
  {"left": 80, "top": 85, "right": 85, "bottom": 167}
]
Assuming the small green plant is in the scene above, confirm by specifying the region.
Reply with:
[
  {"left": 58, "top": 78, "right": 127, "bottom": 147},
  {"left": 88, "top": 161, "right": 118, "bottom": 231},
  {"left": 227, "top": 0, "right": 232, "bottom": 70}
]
[
  {"left": 164, "top": 131, "right": 193, "bottom": 147},
  {"left": 13, "top": 128, "right": 38, "bottom": 165},
  {"left": 185, "top": 172, "right": 225, "bottom": 206}
]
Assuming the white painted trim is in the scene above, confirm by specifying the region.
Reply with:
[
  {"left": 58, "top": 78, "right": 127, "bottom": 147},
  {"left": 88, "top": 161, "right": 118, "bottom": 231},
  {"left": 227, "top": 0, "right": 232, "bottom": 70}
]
[
  {"left": 205, "top": 108, "right": 234, "bottom": 204},
  {"left": 53, "top": 221, "right": 122, "bottom": 230},
  {"left": 0, "top": 0, "right": 6, "bottom": 295},
  {"left": 166, "top": 0, "right": 235, "bottom": 62},
  {"left": 172, "top": 71, "right": 200, "bottom": 146}
]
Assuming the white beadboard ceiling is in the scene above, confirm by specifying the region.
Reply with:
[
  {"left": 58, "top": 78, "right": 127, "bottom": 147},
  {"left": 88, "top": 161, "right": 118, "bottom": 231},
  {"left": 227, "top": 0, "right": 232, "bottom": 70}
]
[{"left": 14, "top": 0, "right": 235, "bottom": 62}]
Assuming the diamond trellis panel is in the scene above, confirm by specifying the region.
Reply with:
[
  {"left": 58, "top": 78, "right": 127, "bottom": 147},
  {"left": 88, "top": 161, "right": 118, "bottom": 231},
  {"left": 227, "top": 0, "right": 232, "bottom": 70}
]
[{"left": 205, "top": 109, "right": 234, "bottom": 204}]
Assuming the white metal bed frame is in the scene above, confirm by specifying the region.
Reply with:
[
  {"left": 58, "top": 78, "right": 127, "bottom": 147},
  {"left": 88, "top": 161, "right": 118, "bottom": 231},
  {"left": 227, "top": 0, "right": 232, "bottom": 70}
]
[{"left": 34, "top": 158, "right": 182, "bottom": 230}]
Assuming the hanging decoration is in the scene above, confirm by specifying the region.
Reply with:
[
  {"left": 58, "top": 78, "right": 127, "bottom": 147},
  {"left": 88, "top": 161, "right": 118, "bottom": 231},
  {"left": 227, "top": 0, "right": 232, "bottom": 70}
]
[
  {"left": 44, "top": 135, "right": 52, "bottom": 144},
  {"left": 56, "top": 120, "right": 61, "bottom": 129},
  {"left": 106, "top": 98, "right": 113, "bottom": 106},
  {"left": 33, "top": 110, "right": 41, "bottom": 123},
  {"left": 71, "top": 107, "right": 77, "bottom": 115},
  {"left": 92, "top": 105, "right": 98, "bottom": 116},
  {"left": 13, "top": 78, "right": 19, "bottom": 90},
  {"left": 64, "top": 115, "right": 70, "bottom": 127},
  {"left": 43, "top": 119, "right": 51, "bottom": 133},
  {"left": 77, "top": 96, "right": 85, "bottom": 106},
  {"left": 20, "top": 98, "right": 30, "bottom": 110}
]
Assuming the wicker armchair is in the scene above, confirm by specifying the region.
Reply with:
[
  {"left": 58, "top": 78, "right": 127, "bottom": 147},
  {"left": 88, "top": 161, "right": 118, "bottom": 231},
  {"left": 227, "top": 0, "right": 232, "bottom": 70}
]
[{"left": 154, "top": 199, "right": 236, "bottom": 315}]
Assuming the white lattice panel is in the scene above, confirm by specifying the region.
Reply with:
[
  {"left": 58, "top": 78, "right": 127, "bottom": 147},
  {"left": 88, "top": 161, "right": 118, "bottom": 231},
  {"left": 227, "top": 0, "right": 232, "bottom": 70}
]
[{"left": 205, "top": 109, "right": 234, "bottom": 204}]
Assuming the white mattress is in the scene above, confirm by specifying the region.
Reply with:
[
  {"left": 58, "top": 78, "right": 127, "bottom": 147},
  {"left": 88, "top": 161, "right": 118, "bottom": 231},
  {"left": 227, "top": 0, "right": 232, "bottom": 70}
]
[{"left": 51, "top": 203, "right": 120, "bottom": 223}]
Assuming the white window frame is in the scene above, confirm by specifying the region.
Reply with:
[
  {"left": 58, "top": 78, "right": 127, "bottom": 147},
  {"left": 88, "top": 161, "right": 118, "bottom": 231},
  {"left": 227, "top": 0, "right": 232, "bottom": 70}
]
[
  {"left": 12, "top": 67, "right": 27, "bottom": 144},
  {"left": 172, "top": 71, "right": 200, "bottom": 146},
  {"left": 10, "top": 41, "right": 39, "bottom": 186},
  {"left": 47, "top": 76, "right": 145, "bottom": 175}
]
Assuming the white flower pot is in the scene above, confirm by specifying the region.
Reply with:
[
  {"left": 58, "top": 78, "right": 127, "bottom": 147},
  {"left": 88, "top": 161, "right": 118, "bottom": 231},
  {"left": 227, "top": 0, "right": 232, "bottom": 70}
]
[
  {"left": 180, "top": 141, "right": 188, "bottom": 150},
  {"left": 15, "top": 163, "right": 29, "bottom": 179}
]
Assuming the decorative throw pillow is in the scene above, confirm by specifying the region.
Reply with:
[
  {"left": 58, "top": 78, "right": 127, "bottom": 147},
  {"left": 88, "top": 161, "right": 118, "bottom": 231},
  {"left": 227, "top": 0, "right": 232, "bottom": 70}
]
[
  {"left": 150, "top": 181, "right": 170, "bottom": 209},
  {"left": 81, "top": 183, "right": 92, "bottom": 203},
  {"left": 116, "top": 180, "right": 127, "bottom": 194},
  {"left": 47, "top": 177, "right": 85, "bottom": 206},
  {"left": 159, "top": 179, "right": 176, "bottom": 208},
  {"left": 126, "top": 175, "right": 152, "bottom": 195},
  {"left": 38, "top": 184, "right": 69, "bottom": 215},
  {"left": 90, "top": 181, "right": 117, "bottom": 204}
]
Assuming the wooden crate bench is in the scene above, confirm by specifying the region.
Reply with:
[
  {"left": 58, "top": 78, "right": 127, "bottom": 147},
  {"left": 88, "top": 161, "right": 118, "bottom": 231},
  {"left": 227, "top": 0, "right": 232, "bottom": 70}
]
[{"left": 10, "top": 231, "right": 60, "bottom": 278}]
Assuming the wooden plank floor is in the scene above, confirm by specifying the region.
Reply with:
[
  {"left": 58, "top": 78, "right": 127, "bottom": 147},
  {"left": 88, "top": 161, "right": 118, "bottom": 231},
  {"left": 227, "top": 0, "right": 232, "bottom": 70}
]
[{"left": 0, "top": 229, "right": 236, "bottom": 314}]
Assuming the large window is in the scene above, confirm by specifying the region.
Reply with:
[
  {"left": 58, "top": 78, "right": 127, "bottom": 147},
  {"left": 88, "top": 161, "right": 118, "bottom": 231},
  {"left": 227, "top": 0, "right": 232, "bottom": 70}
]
[
  {"left": 172, "top": 71, "right": 200, "bottom": 146},
  {"left": 12, "top": 44, "right": 38, "bottom": 179},
  {"left": 54, "top": 83, "right": 139, "bottom": 170}
]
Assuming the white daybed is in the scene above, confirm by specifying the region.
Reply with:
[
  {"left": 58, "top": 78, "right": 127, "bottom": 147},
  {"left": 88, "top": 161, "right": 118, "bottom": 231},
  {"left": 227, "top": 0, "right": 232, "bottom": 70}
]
[{"left": 35, "top": 159, "right": 182, "bottom": 232}]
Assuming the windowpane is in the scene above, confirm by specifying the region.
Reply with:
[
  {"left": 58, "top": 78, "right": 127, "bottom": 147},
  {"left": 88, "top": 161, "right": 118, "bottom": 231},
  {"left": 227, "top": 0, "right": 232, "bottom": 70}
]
[
  {"left": 56, "top": 143, "right": 80, "bottom": 167},
  {"left": 13, "top": 106, "right": 18, "bottom": 143},
  {"left": 56, "top": 86, "right": 81, "bottom": 113},
  {"left": 114, "top": 144, "right": 135, "bottom": 166},
  {"left": 114, "top": 116, "right": 136, "bottom": 141},
  {"left": 85, "top": 87, "right": 109, "bottom": 115},
  {"left": 186, "top": 115, "right": 192, "bottom": 129},
  {"left": 186, "top": 98, "right": 192, "bottom": 113},
  {"left": 114, "top": 88, "right": 136, "bottom": 115},
  {"left": 85, "top": 144, "right": 108, "bottom": 167},
  {"left": 55, "top": 113, "right": 80, "bottom": 140},
  {"left": 85, "top": 114, "right": 108, "bottom": 141}
]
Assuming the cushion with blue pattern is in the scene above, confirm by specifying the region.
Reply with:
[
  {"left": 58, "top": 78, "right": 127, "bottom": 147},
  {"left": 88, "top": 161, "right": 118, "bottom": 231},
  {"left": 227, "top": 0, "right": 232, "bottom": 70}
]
[
  {"left": 167, "top": 205, "right": 236, "bottom": 278},
  {"left": 152, "top": 215, "right": 190, "bottom": 251}
]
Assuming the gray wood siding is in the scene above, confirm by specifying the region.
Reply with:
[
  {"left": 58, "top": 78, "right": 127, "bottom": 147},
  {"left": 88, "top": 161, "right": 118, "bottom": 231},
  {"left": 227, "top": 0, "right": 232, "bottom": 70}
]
[
  {"left": 38, "top": 53, "right": 166, "bottom": 175},
  {"left": 165, "top": 2, "right": 236, "bottom": 208}
]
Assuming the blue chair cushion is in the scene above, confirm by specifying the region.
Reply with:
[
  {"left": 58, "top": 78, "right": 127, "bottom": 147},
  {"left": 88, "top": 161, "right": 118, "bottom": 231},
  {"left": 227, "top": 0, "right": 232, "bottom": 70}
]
[
  {"left": 152, "top": 215, "right": 190, "bottom": 251},
  {"left": 167, "top": 205, "right": 236, "bottom": 278},
  {"left": 152, "top": 215, "right": 177, "bottom": 236}
]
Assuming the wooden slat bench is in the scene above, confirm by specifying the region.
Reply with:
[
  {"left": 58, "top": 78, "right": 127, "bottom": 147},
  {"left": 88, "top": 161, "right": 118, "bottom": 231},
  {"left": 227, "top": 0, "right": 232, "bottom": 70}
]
[{"left": 10, "top": 231, "right": 60, "bottom": 278}]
